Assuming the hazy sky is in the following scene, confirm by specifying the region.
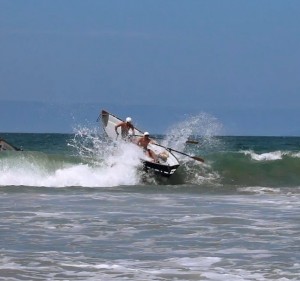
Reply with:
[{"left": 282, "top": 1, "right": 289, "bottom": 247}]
[{"left": 0, "top": 0, "right": 299, "bottom": 135}]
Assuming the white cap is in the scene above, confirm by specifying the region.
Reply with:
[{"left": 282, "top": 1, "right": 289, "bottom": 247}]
[
  {"left": 144, "top": 132, "right": 149, "bottom": 136},
  {"left": 126, "top": 117, "right": 132, "bottom": 123}
]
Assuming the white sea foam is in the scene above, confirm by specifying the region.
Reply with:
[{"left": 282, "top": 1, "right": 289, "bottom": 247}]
[
  {"left": 0, "top": 141, "right": 145, "bottom": 187},
  {"left": 1, "top": 187, "right": 299, "bottom": 281},
  {"left": 291, "top": 151, "right": 300, "bottom": 158},
  {"left": 243, "top": 150, "right": 300, "bottom": 161},
  {"left": 238, "top": 186, "right": 281, "bottom": 194},
  {"left": 171, "top": 256, "right": 221, "bottom": 268},
  {"left": 243, "top": 150, "right": 284, "bottom": 161}
]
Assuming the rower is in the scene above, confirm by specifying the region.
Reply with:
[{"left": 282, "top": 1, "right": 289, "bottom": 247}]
[{"left": 137, "top": 132, "right": 158, "bottom": 162}]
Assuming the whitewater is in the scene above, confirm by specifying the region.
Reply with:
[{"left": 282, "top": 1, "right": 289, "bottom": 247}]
[{"left": 0, "top": 115, "right": 299, "bottom": 280}]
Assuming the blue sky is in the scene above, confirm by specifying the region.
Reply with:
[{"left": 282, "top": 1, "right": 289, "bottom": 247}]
[{"left": 0, "top": 0, "right": 299, "bottom": 135}]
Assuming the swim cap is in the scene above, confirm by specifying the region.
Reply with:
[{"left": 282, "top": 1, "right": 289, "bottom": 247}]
[
  {"left": 144, "top": 132, "right": 149, "bottom": 136},
  {"left": 126, "top": 117, "right": 132, "bottom": 123}
]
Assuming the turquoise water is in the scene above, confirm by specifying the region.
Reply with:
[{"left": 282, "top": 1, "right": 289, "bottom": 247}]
[
  {"left": 1, "top": 133, "right": 300, "bottom": 187},
  {"left": 0, "top": 132, "right": 299, "bottom": 280}
]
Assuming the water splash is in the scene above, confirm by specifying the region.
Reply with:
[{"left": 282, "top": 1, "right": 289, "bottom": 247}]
[
  {"left": 0, "top": 127, "right": 147, "bottom": 187},
  {"left": 67, "top": 126, "right": 146, "bottom": 185},
  {"left": 0, "top": 121, "right": 224, "bottom": 187},
  {"left": 158, "top": 113, "right": 223, "bottom": 185},
  {"left": 162, "top": 112, "right": 223, "bottom": 152},
  {"left": 68, "top": 125, "right": 108, "bottom": 163}
]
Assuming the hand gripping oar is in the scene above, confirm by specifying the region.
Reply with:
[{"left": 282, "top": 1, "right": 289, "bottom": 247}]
[{"left": 153, "top": 143, "right": 204, "bottom": 163}]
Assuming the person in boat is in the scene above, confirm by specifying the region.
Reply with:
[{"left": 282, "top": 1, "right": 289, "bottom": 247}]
[
  {"left": 137, "top": 132, "right": 158, "bottom": 162},
  {"left": 115, "top": 117, "right": 135, "bottom": 139}
]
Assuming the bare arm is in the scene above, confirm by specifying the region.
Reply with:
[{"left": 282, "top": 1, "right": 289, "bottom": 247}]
[
  {"left": 115, "top": 123, "right": 122, "bottom": 134},
  {"left": 129, "top": 124, "right": 135, "bottom": 135},
  {"left": 137, "top": 137, "right": 142, "bottom": 146},
  {"left": 149, "top": 139, "right": 157, "bottom": 145}
]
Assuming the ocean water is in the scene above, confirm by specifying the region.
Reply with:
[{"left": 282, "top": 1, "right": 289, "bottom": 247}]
[{"left": 0, "top": 127, "right": 300, "bottom": 280}]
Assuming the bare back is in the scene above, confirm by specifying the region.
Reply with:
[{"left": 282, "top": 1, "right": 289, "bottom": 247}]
[{"left": 115, "top": 122, "right": 135, "bottom": 138}]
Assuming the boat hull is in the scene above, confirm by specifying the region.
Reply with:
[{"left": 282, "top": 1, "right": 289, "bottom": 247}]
[{"left": 143, "top": 160, "right": 180, "bottom": 177}]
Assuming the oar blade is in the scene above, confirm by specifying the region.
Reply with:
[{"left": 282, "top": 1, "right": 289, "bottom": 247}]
[
  {"left": 186, "top": 140, "right": 199, "bottom": 144},
  {"left": 192, "top": 156, "right": 205, "bottom": 163}
]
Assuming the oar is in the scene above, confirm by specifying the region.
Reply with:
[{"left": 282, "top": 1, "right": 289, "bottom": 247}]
[
  {"left": 154, "top": 143, "right": 204, "bottom": 163},
  {"left": 168, "top": 148, "right": 204, "bottom": 163},
  {"left": 186, "top": 140, "right": 199, "bottom": 144}
]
